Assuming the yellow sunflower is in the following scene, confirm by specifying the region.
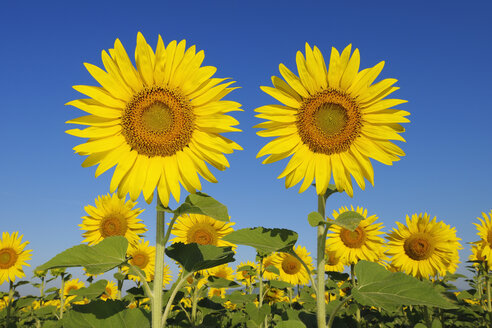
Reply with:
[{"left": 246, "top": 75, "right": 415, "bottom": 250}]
[
  {"left": 264, "top": 288, "right": 288, "bottom": 304},
  {"left": 206, "top": 264, "right": 235, "bottom": 281},
  {"left": 101, "top": 280, "right": 118, "bottom": 301},
  {"left": 208, "top": 287, "right": 226, "bottom": 298},
  {"left": 262, "top": 253, "right": 280, "bottom": 280},
  {"left": 126, "top": 239, "right": 155, "bottom": 282},
  {"left": 473, "top": 210, "right": 492, "bottom": 260},
  {"left": 326, "top": 206, "right": 385, "bottom": 264},
  {"left": 66, "top": 32, "right": 242, "bottom": 206},
  {"left": 0, "top": 232, "right": 32, "bottom": 285},
  {"left": 0, "top": 296, "right": 11, "bottom": 309},
  {"left": 79, "top": 193, "right": 146, "bottom": 246},
  {"left": 235, "top": 261, "right": 258, "bottom": 285},
  {"left": 324, "top": 249, "right": 345, "bottom": 272},
  {"left": 64, "top": 278, "right": 85, "bottom": 304},
  {"left": 149, "top": 263, "right": 173, "bottom": 288},
  {"left": 170, "top": 213, "right": 235, "bottom": 248},
  {"left": 469, "top": 242, "right": 491, "bottom": 270},
  {"left": 386, "top": 213, "right": 462, "bottom": 279},
  {"left": 276, "top": 245, "right": 314, "bottom": 286},
  {"left": 255, "top": 43, "right": 409, "bottom": 196}
]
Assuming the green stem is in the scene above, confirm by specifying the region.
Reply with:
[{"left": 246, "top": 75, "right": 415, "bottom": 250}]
[
  {"left": 316, "top": 193, "right": 327, "bottom": 328},
  {"left": 291, "top": 251, "right": 317, "bottom": 294},
  {"left": 129, "top": 264, "right": 154, "bottom": 300},
  {"left": 191, "top": 286, "right": 200, "bottom": 325},
  {"left": 59, "top": 274, "right": 65, "bottom": 320},
  {"left": 6, "top": 280, "right": 14, "bottom": 327},
  {"left": 327, "top": 295, "right": 353, "bottom": 328},
  {"left": 423, "top": 306, "right": 432, "bottom": 328},
  {"left": 162, "top": 272, "right": 193, "bottom": 327},
  {"left": 258, "top": 258, "right": 265, "bottom": 328},
  {"left": 350, "top": 264, "right": 361, "bottom": 328},
  {"left": 117, "top": 266, "right": 124, "bottom": 300},
  {"left": 152, "top": 199, "right": 166, "bottom": 328},
  {"left": 486, "top": 272, "right": 492, "bottom": 328}
]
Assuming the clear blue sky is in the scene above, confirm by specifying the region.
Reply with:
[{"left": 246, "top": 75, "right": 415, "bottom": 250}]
[{"left": 1, "top": 0, "right": 491, "bottom": 292}]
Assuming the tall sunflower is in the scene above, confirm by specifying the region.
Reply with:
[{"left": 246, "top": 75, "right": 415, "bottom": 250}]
[
  {"left": 469, "top": 243, "right": 491, "bottom": 271},
  {"left": 235, "top": 261, "right": 258, "bottom": 285},
  {"left": 79, "top": 193, "right": 146, "bottom": 246},
  {"left": 0, "top": 232, "right": 32, "bottom": 285},
  {"left": 64, "top": 278, "right": 85, "bottom": 304},
  {"left": 473, "top": 210, "right": 492, "bottom": 260},
  {"left": 126, "top": 239, "right": 155, "bottom": 282},
  {"left": 169, "top": 213, "right": 235, "bottom": 248},
  {"left": 206, "top": 263, "right": 235, "bottom": 281},
  {"left": 101, "top": 281, "right": 118, "bottom": 301},
  {"left": 324, "top": 249, "right": 345, "bottom": 272},
  {"left": 386, "top": 213, "right": 462, "bottom": 279},
  {"left": 326, "top": 206, "right": 385, "bottom": 264},
  {"left": 262, "top": 253, "right": 280, "bottom": 280},
  {"left": 255, "top": 43, "right": 409, "bottom": 196},
  {"left": 276, "top": 245, "right": 314, "bottom": 286},
  {"left": 66, "top": 32, "right": 242, "bottom": 206}
]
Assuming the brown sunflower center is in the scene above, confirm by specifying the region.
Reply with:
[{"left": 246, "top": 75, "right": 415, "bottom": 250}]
[
  {"left": 340, "top": 227, "right": 366, "bottom": 248},
  {"left": 121, "top": 86, "right": 195, "bottom": 157},
  {"left": 187, "top": 224, "right": 218, "bottom": 246},
  {"left": 0, "top": 248, "right": 17, "bottom": 269},
  {"left": 212, "top": 289, "right": 222, "bottom": 297},
  {"left": 100, "top": 216, "right": 128, "bottom": 238},
  {"left": 297, "top": 89, "right": 361, "bottom": 155},
  {"left": 104, "top": 287, "right": 112, "bottom": 296},
  {"left": 131, "top": 253, "right": 149, "bottom": 269},
  {"left": 214, "top": 269, "right": 228, "bottom": 279},
  {"left": 325, "top": 251, "right": 339, "bottom": 266},
  {"left": 281, "top": 255, "right": 301, "bottom": 275},
  {"left": 404, "top": 234, "right": 434, "bottom": 261}
]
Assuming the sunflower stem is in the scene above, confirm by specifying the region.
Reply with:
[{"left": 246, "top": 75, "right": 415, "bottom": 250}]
[
  {"left": 59, "top": 273, "right": 66, "bottom": 320},
  {"left": 129, "top": 263, "right": 153, "bottom": 300},
  {"left": 152, "top": 197, "right": 166, "bottom": 328},
  {"left": 117, "top": 266, "right": 124, "bottom": 300},
  {"left": 258, "top": 256, "right": 265, "bottom": 328},
  {"left": 316, "top": 193, "right": 327, "bottom": 328},
  {"left": 327, "top": 295, "right": 353, "bottom": 328},
  {"left": 350, "top": 264, "right": 362, "bottom": 328},
  {"left": 486, "top": 269, "right": 492, "bottom": 328},
  {"left": 162, "top": 272, "right": 193, "bottom": 327},
  {"left": 6, "top": 280, "right": 14, "bottom": 327}
]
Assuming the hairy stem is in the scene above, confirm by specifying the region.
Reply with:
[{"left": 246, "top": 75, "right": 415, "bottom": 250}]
[
  {"left": 350, "top": 264, "right": 361, "bottom": 328},
  {"left": 316, "top": 193, "right": 327, "bottom": 328},
  {"left": 152, "top": 198, "right": 166, "bottom": 328},
  {"left": 327, "top": 295, "right": 353, "bottom": 328}
]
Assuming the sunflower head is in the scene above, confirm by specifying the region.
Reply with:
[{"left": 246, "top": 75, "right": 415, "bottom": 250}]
[
  {"left": 324, "top": 249, "right": 346, "bottom": 272},
  {"left": 276, "top": 245, "right": 314, "bottom": 286},
  {"left": 326, "top": 206, "right": 385, "bottom": 264},
  {"left": 79, "top": 193, "right": 146, "bottom": 246},
  {"left": 101, "top": 281, "right": 118, "bottom": 301},
  {"left": 386, "top": 213, "right": 462, "bottom": 279},
  {"left": 235, "top": 261, "right": 258, "bottom": 285},
  {"left": 170, "top": 213, "right": 236, "bottom": 248},
  {"left": 255, "top": 43, "right": 409, "bottom": 197},
  {"left": 206, "top": 264, "right": 234, "bottom": 281},
  {"left": 66, "top": 32, "right": 242, "bottom": 207},
  {"left": 0, "top": 232, "right": 32, "bottom": 285},
  {"left": 473, "top": 210, "right": 492, "bottom": 260},
  {"left": 125, "top": 239, "right": 155, "bottom": 282}
]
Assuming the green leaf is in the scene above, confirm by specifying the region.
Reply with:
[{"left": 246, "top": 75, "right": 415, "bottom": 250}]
[
  {"left": 62, "top": 300, "right": 150, "bottom": 328},
  {"left": 307, "top": 212, "right": 325, "bottom": 227},
  {"left": 165, "top": 242, "right": 234, "bottom": 273},
  {"left": 68, "top": 280, "right": 107, "bottom": 300},
  {"left": 36, "top": 237, "right": 128, "bottom": 275},
  {"left": 113, "top": 272, "right": 125, "bottom": 280},
  {"left": 224, "top": 290, "right": 257, "bottom": 304},
  {"left": 268, "top": 280, "right": 294, "bottom": 289},
  {"left": 222, "top": 227, "right": 298, "bottom": 254},
  {"left": 15, "top": 296, "right": 36, "bottom": 309},
  {"left": 206, "top": 276, "right": 240, "bottom": 288},
  {"left": 245, "top": 303, "right": 270, "bottom": 327},
  {"left": 265, "top": 265, "right": 280, "bottom": 276},
  {"left": 331, "top": 211, "right": 364, "bottom": 231},
  {"left": 353, "top": 261, "right": 457, "bottom": 311},
  {"left": 276, "top": 320, "right": 307, "bottom": 328},
  {"left": 172, "top": 192, "right": 229, "bottom": 221}
]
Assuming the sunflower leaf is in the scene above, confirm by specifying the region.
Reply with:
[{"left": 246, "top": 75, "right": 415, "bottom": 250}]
[
  {"left": 36, "top": 236, "right": 128, "bottom": 275},
  {"left": 68, "top": 280, "right": 107, "bottom": 300},
  {"left": 330, "top": 210, "right": 364, "bottom": 231},
  {"left": 206, "top": 276, "right": 240, "bottom": 288},
  {"left": 165, "top": 242, "right": 235, "bottom": 273},
  {"left": 352, "top": 261, "right": 457, "bottom": 311},
  {"left": 222, "top": 227, "right": 298, "bottom": 254},
  {"left": 172, "top": 192, "right": 229, "bottom": 221},
  {"left": 307, "top": 212, "right": 325, "bottom": 227}
]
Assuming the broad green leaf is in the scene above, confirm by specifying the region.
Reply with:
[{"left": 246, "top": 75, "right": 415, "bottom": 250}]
[
  {"left": 222, "top": 227, "right": 298, "bottom": 254},
  {"left": 307, "top": 212, "right": 325, "bottom": 227},
  {"left": 265, "top": 265, "right": 280, "bottom": 275},
  {"left": 353, "top": 261, "right": 457, "bottom": 311},
  {"left": 62, "top": 300, "right": 150, "bottom": 328},
  {"left": 172, "top": 192, "right": 229, "bottom": 221},
  {"left": 245, "top": 303, "right": 270, "bottom": 327},
  {"left": 36, "top": 237, "right": 128, "bottom": 275},
  {"left": 268, "top": 280, "right": 293, "bottom": 289},
  {"left": 276, "top": 320, "right": 307, "bottom": 328},
  {"left": 113, "top": 272, "right": 125, "bottom": 280},
  {"left": 69, "top": 280, "right": 107, "bottom": 300},
  {"left": 330, "top": 211, "right": 364, "bottom": 231},
  {"left": 206, "top": 276, "right": 240, "bottom": 288},
  {"left": 165, "top": 242, "right": 234, "bottom": 272},
  {"left": 224, "top": 291, "right": 257, "bottom": 304},
  {"left": 15, "top": 296, "right": 36, "bottom": 309}
]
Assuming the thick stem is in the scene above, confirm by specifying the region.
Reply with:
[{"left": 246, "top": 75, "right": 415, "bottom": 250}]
[
  {"left": 59, "top": 274, "right": 65, "bottom": 319},
  {"left": 129, "top": 264, "right": 154, "bottom": 300},
  {"left": 117, "top": 266, "right": 124, "bottom": 300},
  {"left": 350, "top": 264, "right": 361, "bottom": 328},
  {"left": 258, "top": 258, "right": 266, "bottom": 328},
  {"left": 162, "top": 272, "right": 193, "bottom": 327},
  {"left": 152, "top": 202, "right": 166, "bottom": 328},
  {"left": 6, "top": 280, "right": 14, "bottom": 326},
  {"left": 486, "top": 272, "right": 492, "bottom": 328},
  {"left": 191, "top": 286, "right": 200, "bottom": 325},
  {"left": 316, "top": 194, "right": 327, "bottom": 328}
]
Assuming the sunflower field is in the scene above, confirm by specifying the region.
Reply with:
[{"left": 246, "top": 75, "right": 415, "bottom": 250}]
[{"left": 1, "top": 32, "right": 491, "bottom": 328}]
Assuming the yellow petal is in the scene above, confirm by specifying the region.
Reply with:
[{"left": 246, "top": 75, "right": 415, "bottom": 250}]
[
  {"left": 66, "top": 125, "right": 121, "bottom": 138},
  {"left": 84, "top": 63, "right": 132, "bottom": 101},
  {"left": 327, "top": 47, "right": 341, "bottom": 88},
  {"left": 113, "top": 38, "right": 143, "bottom": 92},
  {"left": 110, "top": 149, "right": 138, "bottom": 193},
  {"left": 260, "top": 86, "right": 300, "bottom": 108},
  {"left": 73, "top": 85, "right": 126, "bottom": 108},
  {"left": 154, "top": 35, "right": 167, "bottom": 86},
  {"left": 181, "top": 66, "right": 216, "bottom": 96},
  {"left": 66, "top": 99, "right": 122, "bottom": 118},
  {"left": 340, "top": 48, "right": 360, "bottom": 91},
  {"left": 299, "top": 156, "right": 315, "bottom": 193},
  {"left": 128, "top": 155, "right": 150, "bottom": 201},
  {"left": 272, "top": 76, "right": 302, "bottom": 102},
  {"left": 361, "top": 99, "right": 408, "bottom": 113},
  {"left": 162, "top": 155, "right": 181, "bottom": 203},
  {"left": 278, "top": 63, "right": 310, "bottom": 98},
  {"left": 143, "top": 156, "right": 162, "bottom": 201},
  {"left": 304, "top": 43, "right": 325, "bottom": 91},
  {"left": 191, "top": 81, "right": 236, "bottom": 107},
  {"left": 135, "top": 32, "right": 154, "bottom": 87},
  {"left": 296, "top": 51, "right": 317, "bottom": 94},
  {"left": 314, "top": 153, "right": 330, "bottom": 195},
  {"left": 95, "top": 143, "right": 131, "bottom": 178},
  {"left": 176, "top": 150, "right": 201, "bottom": 192},
  {"left": 257, "top": 134, "right": 300, "bottom": 158},
  {"left": 73, "top": 134, "right": 125, "bottom": 154}
]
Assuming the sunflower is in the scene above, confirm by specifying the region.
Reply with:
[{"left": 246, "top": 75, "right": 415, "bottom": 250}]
[
  {"left": 0, "top": 232, "right": 32, "bottom": 285},
  {"left": 473, "top": 210, "right": 492, "bottom": 260},
  {"left": 64, "top": 278, "right": 85, "bottom": 304},
  {"left": 235, "top": 261, "right": 258, "bottom": 285},
  {"left": 324, "top": 249, "right": 345, "bottom": 272},
  {"left": 126, "top": 239, "right": 155, "bottom": 282},
  {"left": 208, "top": 287, "right": 226, "bottom": 298},
  {"left": 149, "top": 263, "right": 173, "bottom": 287},
  {"left": 170, "top": 213, "right": 235, "bottom": 248},
  {"left": 469, "top": 242, "right": 491, "bottom": 271},
  {"left": 66, "top": 32, "right": 242, "bottom": 206},
  {"left": 255, "top": 43, "right": 409, "bottom": 196},
  {"left": 206, "top": 264, "right": 235, "bottom": 281},
  {"left": 276, "top": 245, "right": 314, "bottom": 286},
  {"left": 386, "top": 213, "right": 462, "bottom": 279},
  {"left": 264, "top": 288, "right": 288, "bottom": 304},
  {"left": 326, "top": 206, "right": 385, "bottom": 264},
  {"left": 262, "top": 253, "right": 280, "bottom": 280},
  {"left": 79, "top": 193, "right": 146, "bottom": 246},
  {"left": 101, "top": 281, "right": 118, "bottom": 301}
]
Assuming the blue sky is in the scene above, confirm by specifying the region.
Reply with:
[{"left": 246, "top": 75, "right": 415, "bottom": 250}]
[{"left": 1, "top": 0, "right": 491, "bottom": 292}]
